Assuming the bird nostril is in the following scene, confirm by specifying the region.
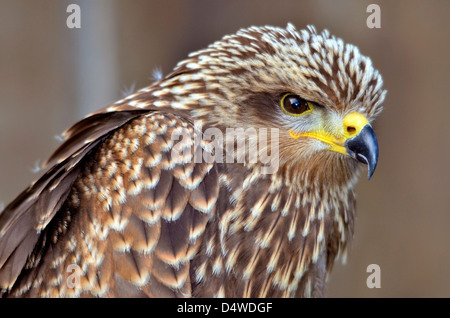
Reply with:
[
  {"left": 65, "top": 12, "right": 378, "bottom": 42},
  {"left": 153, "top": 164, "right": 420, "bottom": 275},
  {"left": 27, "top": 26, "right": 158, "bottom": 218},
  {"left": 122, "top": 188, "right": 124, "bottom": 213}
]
[{"left": 347, "top": 126, "right": 356, "bottom": 134}]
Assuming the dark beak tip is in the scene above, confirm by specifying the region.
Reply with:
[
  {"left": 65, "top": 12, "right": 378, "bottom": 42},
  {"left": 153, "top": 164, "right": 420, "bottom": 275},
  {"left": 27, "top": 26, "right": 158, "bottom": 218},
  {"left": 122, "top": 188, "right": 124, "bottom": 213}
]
[{"left": 345, "top": 125, "right": 379, "bottom": 180}]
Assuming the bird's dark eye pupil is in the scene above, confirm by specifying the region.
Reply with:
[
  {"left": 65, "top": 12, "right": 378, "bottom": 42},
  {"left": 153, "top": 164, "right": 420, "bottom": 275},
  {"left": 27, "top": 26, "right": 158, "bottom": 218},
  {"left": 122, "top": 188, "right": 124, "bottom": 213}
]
[{"left": 282, "top": 94, "right": 310, "bottom": 115}]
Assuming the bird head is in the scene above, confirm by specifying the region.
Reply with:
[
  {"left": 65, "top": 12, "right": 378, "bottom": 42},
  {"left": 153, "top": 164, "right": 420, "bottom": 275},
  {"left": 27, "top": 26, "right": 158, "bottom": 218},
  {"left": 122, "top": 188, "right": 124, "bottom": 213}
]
[{"left": 162, "top": 24, "right": 386, "bottom": 187}]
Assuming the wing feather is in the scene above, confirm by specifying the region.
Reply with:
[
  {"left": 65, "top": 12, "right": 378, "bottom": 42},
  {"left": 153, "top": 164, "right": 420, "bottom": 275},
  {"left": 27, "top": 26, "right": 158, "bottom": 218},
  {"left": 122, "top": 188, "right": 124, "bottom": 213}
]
[
  {"left": 0, "top": 109, "right": 150, "bottom": 293},
  {"left": 1, "top": 111, "right": 219, "bottom": 297}
]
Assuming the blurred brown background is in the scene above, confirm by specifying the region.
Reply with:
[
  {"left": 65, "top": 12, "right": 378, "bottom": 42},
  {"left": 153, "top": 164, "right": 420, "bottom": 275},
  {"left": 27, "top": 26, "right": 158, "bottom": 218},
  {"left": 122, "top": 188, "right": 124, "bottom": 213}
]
[{"left": 0, "top": 0, "right": 449, "bottom": 297}]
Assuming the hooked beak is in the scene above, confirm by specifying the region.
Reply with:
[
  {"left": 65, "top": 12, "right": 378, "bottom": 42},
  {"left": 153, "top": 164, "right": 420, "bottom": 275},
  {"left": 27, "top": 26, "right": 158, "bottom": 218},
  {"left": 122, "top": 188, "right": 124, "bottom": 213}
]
[{"left": 345, "top": 123, "right": 379, "bottom": 179}]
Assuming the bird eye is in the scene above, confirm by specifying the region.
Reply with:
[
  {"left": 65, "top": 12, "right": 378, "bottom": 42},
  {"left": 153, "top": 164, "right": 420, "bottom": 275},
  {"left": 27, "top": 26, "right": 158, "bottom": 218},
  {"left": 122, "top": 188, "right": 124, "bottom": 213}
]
[{"left": 280, "top": 93, "right": 313, "bottom": 116}]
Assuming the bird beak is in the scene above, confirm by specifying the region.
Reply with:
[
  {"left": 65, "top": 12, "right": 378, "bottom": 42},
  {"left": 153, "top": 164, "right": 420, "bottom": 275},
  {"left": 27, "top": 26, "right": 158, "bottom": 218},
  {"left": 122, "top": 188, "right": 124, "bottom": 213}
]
[
  {"left": 344, "top": 124, "right": 378, "bottom": 179},
  {"left": 343, "top": 113, "right": 379, "bottom": 179}
]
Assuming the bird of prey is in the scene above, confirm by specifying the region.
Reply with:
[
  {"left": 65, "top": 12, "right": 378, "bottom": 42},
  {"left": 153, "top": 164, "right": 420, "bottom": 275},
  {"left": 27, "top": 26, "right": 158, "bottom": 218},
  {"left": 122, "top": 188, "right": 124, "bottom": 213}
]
[{"left": 0, "top": 24, "right": 386, "bottom": 298}]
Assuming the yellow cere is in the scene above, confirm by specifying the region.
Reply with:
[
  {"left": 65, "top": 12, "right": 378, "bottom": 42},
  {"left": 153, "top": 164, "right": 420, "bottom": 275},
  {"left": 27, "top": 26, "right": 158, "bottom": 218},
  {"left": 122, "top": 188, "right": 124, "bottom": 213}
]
[{"left": 342, "top": 112, "right": 370, "bottom": 139}]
